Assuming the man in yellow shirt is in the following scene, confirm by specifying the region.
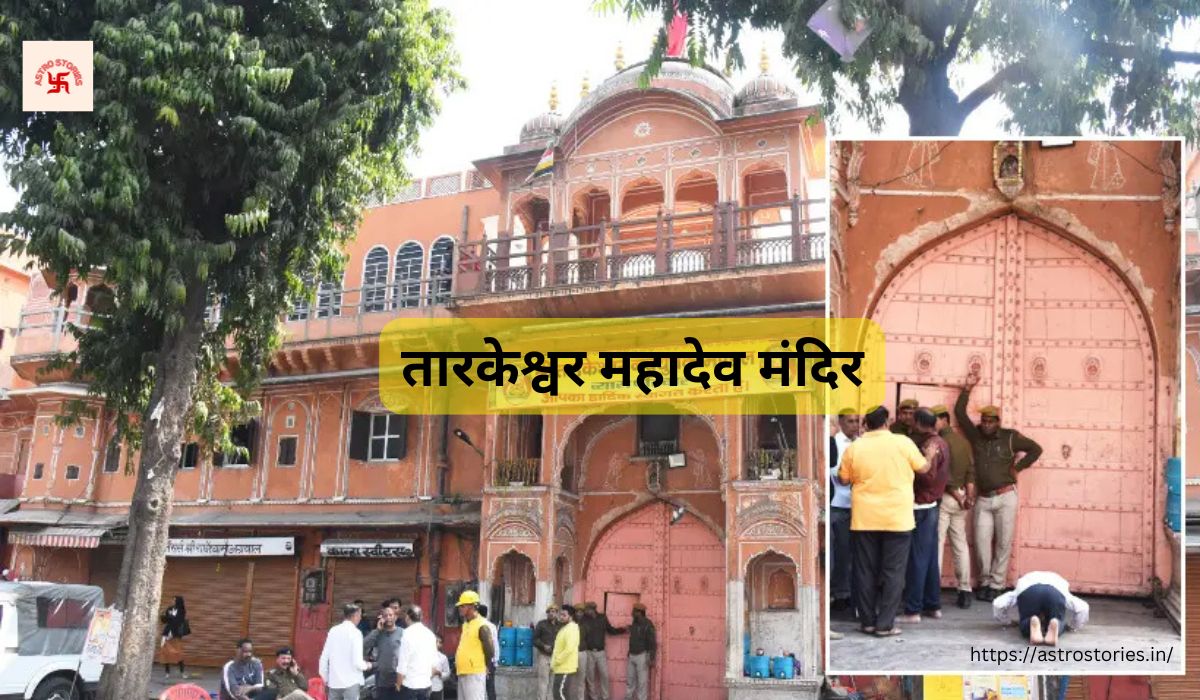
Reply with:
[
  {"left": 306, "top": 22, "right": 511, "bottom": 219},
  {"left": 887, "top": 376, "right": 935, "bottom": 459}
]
[
  {"left": 837, "top": 405, "right": 930, "bottom": 637},
  {"left": 453, "top": 591, "right": 494, "bottom": 700},
  {"left": 551, "top": 604, "right": 580, "bottom": 700}
]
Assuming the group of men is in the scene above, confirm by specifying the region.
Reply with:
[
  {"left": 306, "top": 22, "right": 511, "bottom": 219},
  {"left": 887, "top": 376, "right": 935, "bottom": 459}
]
[
  {"left": 528, "top": 600, "right": 657, "bottom": 700},
  {"left": 828, "top": 374, "right": 1045, "bottom": 637},
  {"left": 220, "top": 590, "right": 658, "bottom": 700},
  {"left": 219, "top": 599, "right": 449, "bottom": 700}
]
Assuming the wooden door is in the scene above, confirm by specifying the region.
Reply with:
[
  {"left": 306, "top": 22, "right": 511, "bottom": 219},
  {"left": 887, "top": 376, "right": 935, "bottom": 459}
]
[{"left": 872, "top": 215, "right": 1155, "bottom": 595}]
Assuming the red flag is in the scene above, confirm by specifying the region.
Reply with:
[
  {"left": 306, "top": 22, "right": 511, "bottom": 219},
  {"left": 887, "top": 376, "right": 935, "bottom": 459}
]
[{"left": 666, "top": 2, "right": 688, "bottom": 57}]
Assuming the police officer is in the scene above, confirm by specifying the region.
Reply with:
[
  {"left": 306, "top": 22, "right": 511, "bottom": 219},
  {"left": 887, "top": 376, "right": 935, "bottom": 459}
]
[
  {"left": 956, "top": 374, "right": 1043, "bottom": 602},
  {"left": 932, "top": 404, "right": 976, "bottom": 609},
  {"left": 891, "top": 398, "right": 919, "bottom": 440}
]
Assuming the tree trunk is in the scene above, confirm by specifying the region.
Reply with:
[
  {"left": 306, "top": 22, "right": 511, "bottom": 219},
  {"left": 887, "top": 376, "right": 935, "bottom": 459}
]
[
  {"left": 898, "top": 60, "right": 969, "bottom": 136},
  {"left": 97, "top": 282, "right": 210, "bottom": 700}
]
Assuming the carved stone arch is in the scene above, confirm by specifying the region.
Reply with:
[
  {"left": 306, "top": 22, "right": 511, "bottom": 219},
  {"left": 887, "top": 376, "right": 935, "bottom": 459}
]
[
  {"left": 737, "top": 496, "right": 806, "bottom": 538},
  {"left": 490, "top": 545, "right": 539, "bottom": 581},
  {"left": 580, "top": 495, "right": 725, "bottom": 577}
]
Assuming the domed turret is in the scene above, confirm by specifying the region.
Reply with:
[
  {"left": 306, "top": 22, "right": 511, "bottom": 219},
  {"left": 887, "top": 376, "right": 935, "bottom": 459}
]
[
  {"left": 519, "top": 85, "right": 564, "bottom": 145},
  {"left": 735, "top": 46, "right": 797, "bottom": 108}
]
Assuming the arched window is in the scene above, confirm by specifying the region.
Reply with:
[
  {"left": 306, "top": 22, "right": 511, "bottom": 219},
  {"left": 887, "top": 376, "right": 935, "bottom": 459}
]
[
  {"left": 361, "top": 246, "right": 389, "bottom": 313},
  {"left": 315, "top": 279, "right": 343, "bottom": 318},
  {"left": 428, "top": 237, "right": 454, "bottom": 304},
  {"left": 393, "top": 242, "right": 423, "bottom": 309}
]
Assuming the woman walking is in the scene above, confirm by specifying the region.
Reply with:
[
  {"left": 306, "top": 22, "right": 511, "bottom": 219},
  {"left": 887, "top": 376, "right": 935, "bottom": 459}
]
[{"left": 158, "top": 596, "right": 192, "bottom": 681}]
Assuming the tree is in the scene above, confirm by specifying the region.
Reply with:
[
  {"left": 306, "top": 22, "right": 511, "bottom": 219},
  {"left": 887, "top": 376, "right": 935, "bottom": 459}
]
[
  {"left": 0, "top": 2, "right": 460, "bottom": 697},
  {"left": 603, "top": 0, "right": 1200, "bottom": 136}
]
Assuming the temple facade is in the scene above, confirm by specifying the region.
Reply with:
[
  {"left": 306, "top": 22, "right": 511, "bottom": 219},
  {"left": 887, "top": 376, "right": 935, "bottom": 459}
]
[{"left": 0, "top": 52, "right": 827, "bottom": 699}]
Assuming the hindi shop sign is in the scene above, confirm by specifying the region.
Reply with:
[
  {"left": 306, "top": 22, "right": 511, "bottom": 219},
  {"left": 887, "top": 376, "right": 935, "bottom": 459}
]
[
  {"left": 320, "top": 540, "right": 415, "bottom": 559},
  {"left": 166, "top": 537, "right": 295, "bottom": 558}
]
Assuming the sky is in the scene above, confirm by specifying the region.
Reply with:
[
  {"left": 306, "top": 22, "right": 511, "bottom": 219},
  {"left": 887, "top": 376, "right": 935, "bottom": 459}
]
[{"left": 0, "top": 2, "right": 1194, "bottom": 207}]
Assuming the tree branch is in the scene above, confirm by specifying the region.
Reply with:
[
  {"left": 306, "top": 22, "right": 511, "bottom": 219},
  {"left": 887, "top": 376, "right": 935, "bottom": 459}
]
[
  {"left": 957, "top": 62, "right": 1031, "bottom": 117},
  {"left": 942, "top": 0, "right": 979, "bottom": 61},
  {"left": 1087, "top": 41, "right": 1200, "bottom": 65}
]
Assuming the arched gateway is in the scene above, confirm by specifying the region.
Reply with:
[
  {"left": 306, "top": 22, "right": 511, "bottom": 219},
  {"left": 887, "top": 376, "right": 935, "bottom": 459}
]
[
  {"left": 870, "top": 213, "right": 1157, "bottom": 596},
  {"left": 585, "top": 501, "right": 726, "bottom": 700}
]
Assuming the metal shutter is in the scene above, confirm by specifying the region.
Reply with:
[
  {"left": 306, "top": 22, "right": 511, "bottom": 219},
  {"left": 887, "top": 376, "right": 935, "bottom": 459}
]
[
  {"left": 1149, "top": 556, "right": 1199, "bottom": 699},
  {"left": 162, "top": 558, "right": 252, "bottom": 667},
  {"left": 329, "top": 558, "right": 418, "bottom": 625},
  {"left": 247, "top": 557, "right": 299, "bottom": 656},
  {"left": 89, "top": 547, "right": 123, "bottom": 605}
]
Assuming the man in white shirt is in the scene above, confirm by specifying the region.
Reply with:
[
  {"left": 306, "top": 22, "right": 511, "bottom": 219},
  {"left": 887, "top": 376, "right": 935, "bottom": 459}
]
[
  {"left": 430, "top": 636, "right": 451, "bottom": 700},
  {"left": 992, "top": 571, "right": 1089, "bottom": 646},
  {"left": 395, "top": 605, "right": 439, "bottom": 700},
  {"left": 829, "top": 410, "right": 860, "bottom": 616},
  {"left": 319, "top": 603, "right": 372, "bottom": 700}
]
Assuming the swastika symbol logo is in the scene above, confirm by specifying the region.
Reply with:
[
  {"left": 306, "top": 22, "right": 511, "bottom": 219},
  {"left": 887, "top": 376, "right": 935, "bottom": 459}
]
[{"left": 47, "top": 71, "right": 71, "bottom": 94}]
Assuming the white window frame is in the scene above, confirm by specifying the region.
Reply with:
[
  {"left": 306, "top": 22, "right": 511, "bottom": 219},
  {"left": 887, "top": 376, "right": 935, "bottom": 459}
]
[{"left": 368, "top": 413, "right": 405, "bottom": 462}]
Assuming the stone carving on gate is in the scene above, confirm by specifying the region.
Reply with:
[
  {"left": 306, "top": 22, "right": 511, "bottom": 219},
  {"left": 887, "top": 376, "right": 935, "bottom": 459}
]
[
  {"left": 845, "top": 141, "right": 864, "bottom": 226},
  {"left": 554, "top": 506, "right": 576, "bottom": 544},
  {"left": 1160, "top": 141, "right": 1180, "bottom": 232},
  {"left": 993, "top": 141, "right": 1024, "bottom": 200},
  {"left": 1087, "top": 142, "right": 1126, "bottom": 192},
  {"left": 486, "top": 499, "right": 543, "bottom": 541},
  {"left": 902, "top": 141, "right": 941, "bottom": 187},
  {"left": 737, "top": 495, "right": 805, "bottom": 538}
]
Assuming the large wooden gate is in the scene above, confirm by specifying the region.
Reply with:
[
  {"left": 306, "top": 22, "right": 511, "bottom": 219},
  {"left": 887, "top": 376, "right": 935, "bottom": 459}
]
[
  {"left": 871, "top": 214, "right": 1156, "bottom": 595},
  {"left": 585, "top": 502, "right": 726, "bottom": 700}
]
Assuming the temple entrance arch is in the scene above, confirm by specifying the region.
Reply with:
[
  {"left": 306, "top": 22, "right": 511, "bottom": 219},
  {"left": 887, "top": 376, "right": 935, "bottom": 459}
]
[
  {"left": 869, "top": 213, "right": 1157, "bottom": 595},
  {"left": 584, "top": 501, "right": 725, "bottom": 700}
]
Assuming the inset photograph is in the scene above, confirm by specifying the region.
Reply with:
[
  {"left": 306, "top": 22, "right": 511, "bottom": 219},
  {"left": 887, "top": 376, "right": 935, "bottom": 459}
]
[{"left": 826, "top": 139, "right": 1184, "bottom": 673}]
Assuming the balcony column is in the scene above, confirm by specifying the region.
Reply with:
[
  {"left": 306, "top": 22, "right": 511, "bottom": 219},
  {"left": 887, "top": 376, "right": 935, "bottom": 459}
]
[
  {"left": 725, "top": 581, "right": 746, "bottom": 680},
  {"left": 654, "top": 209, "right": 667, "bottom": 275},
  {"left": 724, "top": 202, "right": 738, "bottom": 268},
  {"left": 791, "top": 194, "right": 804, "bottom": 263}
]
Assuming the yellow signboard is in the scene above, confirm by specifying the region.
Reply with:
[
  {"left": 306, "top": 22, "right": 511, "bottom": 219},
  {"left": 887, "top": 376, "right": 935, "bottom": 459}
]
[{"left": 377, "top": 317, "right": 885, "bottom": 415}]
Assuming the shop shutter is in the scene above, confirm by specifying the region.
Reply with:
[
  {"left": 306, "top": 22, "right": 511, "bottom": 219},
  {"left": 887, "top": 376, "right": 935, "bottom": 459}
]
[
  {"left": 329, "top": 558, "right": 418, "bottom": 625},
  {"left": 89, "top": 547, "right": 123, "bottom": 604},
  {"left": 161, "top": 558, "right": 252, "bottom": 667},
  {"left": 1148, "top": 556, "right": 1200, "bottom": 699},
  {"left": 247, "top": 557, "right": 299, "bottom": 656}
]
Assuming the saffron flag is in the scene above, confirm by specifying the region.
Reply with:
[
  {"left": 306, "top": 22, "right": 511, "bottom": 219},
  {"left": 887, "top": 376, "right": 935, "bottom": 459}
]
[
  {"left": 523, "top": 142, "right": 555, "bottom": 185},
  {"left": 666, "top": 2, "right": 688, "bottom": 58}
]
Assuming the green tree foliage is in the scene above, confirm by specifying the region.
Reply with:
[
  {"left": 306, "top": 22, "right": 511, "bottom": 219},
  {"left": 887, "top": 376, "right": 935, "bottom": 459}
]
[
  {"left": 600, "top": 0, "right": 1200, "bottom": 136},
  {"left": 0, "top": 1, "right": 460, "bottom": 696}
]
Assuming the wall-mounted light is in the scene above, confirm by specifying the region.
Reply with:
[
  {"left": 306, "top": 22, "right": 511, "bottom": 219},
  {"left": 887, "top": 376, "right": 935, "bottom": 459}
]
[
  {"left": 453, "top": 428, "right": 484, "bottom": 458},
  {"left": 670, "top": 504, "right": 686, "bottom": 525}
]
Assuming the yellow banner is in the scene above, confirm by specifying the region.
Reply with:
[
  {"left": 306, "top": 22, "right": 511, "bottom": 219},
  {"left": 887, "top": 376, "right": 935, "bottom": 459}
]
[{"left": 377, "top": 317, "right": 885, "bottom": 415}]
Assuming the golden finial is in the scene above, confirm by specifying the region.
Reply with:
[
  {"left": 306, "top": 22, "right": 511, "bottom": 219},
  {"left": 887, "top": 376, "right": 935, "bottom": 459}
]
[
  {"left": 615, "top": 43, "right": 625, "bottom": 71},
  {"left": 549, "top": 83, "right": 559, "bottom": 112},
  {"left": 581, "top": 75, "right": 590, "bottom": 98},
  {"left": 759, "top": 45, "right": 770, "bottom": 75}
]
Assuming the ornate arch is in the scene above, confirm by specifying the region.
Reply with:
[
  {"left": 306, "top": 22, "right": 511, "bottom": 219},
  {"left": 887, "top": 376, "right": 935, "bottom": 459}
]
[{"left": 580, "top": 497, "right": 725, "bottom": 577}]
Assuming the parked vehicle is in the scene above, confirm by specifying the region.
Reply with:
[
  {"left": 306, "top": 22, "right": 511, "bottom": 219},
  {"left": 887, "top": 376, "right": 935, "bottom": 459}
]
[{"left": 0, "top": 582, "right": 104, "bottom": 700}]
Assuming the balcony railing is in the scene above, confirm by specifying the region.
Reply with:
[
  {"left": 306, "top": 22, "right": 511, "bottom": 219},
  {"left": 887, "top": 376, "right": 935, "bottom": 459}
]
[
  {"left": 12, "top": 307, "right": 96, "bottom": 358},
  {"left": 745, "top": 448, "right": 798, "bottom": 481},
  {"left": 458, "top": 196, "right": 825, "bottom": 296},
  {"left": 636, "top": 439, "right": 679, "bottom": 458},
  {"left": 495, "top": 457, "right": 540, "bottom": 487}
]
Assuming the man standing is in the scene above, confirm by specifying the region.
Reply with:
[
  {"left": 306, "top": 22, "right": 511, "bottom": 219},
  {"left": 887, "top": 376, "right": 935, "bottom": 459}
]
[
  {"left": 577, "top": 601, "right": 626, "bottom": 700},
  {"left": 829, "top": 409, "right": 860, "bottom": 614},
  {"left": 534, "top": 604, "right": 563, "bottom": 700},
  {"left": 265, "top": 647, "right": 315, "bottom": 700},
  {"left": 354, "top": 600, "right": 374, "bottom": 637},
  {"left": 364, "top": 605, "right": 404, "bottom": 699},
  {"left": 625, "top": 604, "right": 656, "bottom": 700},
  {"left": 477, "top": 604, "right": 500, "bottom": 700},
  {"left": 395, "top": 605, "right": 438, "bottom": 700},
  {"left": 956, "top": 374, "right": 1043, "bottom": 602},
  {"left": 319, "top": 603, "right": 371, "bottom": 700},
  {"left": 933, "top": 404, "right": 976, "bottom": 608},
  {"left": 898, "top": 408, "right": 950, "bottom": 624},
  {"left": 552, "top": 605, "right": 581, "bottom": 700},
  {"left": 837, "top": 405, "right": 930, "bottom": 637},
  {"left": 430, "top": 637, "right": 451, "bottom": 700},
  {"left": 890, "top": 398, "right": 918, "bottom": 440},
  {"left": 219, "top": 638, "right": 268, "bottom": 700},
  {"left": 453, "top": 591, "right": 495, "bottom": 700}
]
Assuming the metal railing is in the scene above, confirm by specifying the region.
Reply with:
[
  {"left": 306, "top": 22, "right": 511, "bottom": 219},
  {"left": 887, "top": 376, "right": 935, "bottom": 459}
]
[
  {"left": 495, "top": 457, "right": 540, "bottom": 487},
  {"left": 637, "top": 440, "right": 679, "bottom": 458},
  {"left": 745, "top": 448, "right": 798, "bottom": 481},
  {"left": 460, "top": 196, "right": 826, "bottom": 296}
]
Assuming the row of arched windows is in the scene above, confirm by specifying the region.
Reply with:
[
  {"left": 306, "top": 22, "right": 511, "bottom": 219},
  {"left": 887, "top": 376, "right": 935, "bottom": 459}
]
[{"left": 289, "top": 237, "right": 456, "bottom": 320}]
